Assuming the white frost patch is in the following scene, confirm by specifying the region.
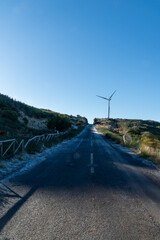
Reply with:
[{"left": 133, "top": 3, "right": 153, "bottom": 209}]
[
  {"left": 109, "top": 141, "right": 160, "bottom": 171},
  {"left": 0, "top": 153, "right": 46, "bottom": 182}
]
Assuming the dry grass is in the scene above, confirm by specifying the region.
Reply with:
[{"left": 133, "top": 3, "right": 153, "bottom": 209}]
[
  {"left": 140, "top": 145, "right": 160, "bottom": 165},
  {"left": 96, "top": 125, "right": 122, "bottom": 144},
  {"left": 95, "top": 119, "right": 160, "bottom": 167}
]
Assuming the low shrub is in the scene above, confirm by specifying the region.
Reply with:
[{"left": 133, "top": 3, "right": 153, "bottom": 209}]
[
  {"left": 140, "top": 132, "right": 160, "bottom": 148},
  {"left": 23, "top": 117, "right": 28, "bottom": 125},
  {"left": 47, "top": 115, "right": 71, "bottom": 132},
  {"left": 2, "top": 110, "right": 18, "bottom": 121},
  {"left": 140, "top": 144, "right": 160, "bottom": 165},
  {"left": 96, "top": 126, "right": 122, "bottom": 144},
  {"left": 25, "top": 141, "right": 42, "bottom": 154},
  {"left": 125, "top": 138, "right": 140, "bottom": 149}
]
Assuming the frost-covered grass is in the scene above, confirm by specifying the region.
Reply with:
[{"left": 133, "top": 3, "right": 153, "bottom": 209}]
[
  {"left": 0, "top": 126, "right": 86, "bottom": 181},
  {"left": 25, "top": 126, "right": 85, "bottom": 154},
  {"left": 0, "top": 152, "right": 47, "bottom": 181}
]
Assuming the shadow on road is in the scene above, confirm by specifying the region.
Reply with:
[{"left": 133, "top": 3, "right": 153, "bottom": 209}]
[
  {"left": 0, "top": 183, "right": 22, "bottom": 209},
  {"left": 0, "top": 128, "right": 159, "bottom": 233},
  {"left": 0, "top": 185, "right": 37, "bottom": 232}
]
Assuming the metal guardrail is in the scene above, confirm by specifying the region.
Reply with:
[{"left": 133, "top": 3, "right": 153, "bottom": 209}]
[{"left": 0, "top": 130, "right": 68, "bottom": 158}]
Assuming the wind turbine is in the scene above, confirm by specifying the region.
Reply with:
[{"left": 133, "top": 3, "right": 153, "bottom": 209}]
[{"left": 96, "top": 90, "right": 116, "bottom": 119}]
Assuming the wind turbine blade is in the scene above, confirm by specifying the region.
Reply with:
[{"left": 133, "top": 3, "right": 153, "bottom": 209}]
[
  {"left": 109, "top": 90, "right": 116, "bottom": 100},
  {"left": 96, "top": 95, "right": 109, "bottom": 100}
]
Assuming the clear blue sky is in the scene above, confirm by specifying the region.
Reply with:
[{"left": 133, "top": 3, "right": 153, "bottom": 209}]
[{"left": 0, "top": 0, "right": 160, "bottom": 123}]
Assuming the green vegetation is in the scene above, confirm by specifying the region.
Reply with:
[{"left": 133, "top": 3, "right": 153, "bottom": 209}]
[
  {"left": 0, "top": 93, "right": 87, "bottom": 160},
  {"left": 0, "top": 93, "right": 87, "bottom": 141},
  {"left": 96, "top": 126, "right": 122, "bottom": 144},
  {"left": 47, "top": 115, "right": 71, "bottom": 132},
  {"left": 76, "top": 120, "right": 85, "bottom": 126},
  {"left": 95, "top": 118, "right": 160, "bottom": 166},
  {"left": 23, "top": 117, "right": 28, "bottom": 125}
]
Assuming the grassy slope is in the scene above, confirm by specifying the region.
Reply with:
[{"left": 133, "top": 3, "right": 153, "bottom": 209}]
[
  {"left": 94, "top": 118, "right": 160, "bottom": 166},
  {"left": 0, "top": 93, "right": 87, "bottom": 141}
]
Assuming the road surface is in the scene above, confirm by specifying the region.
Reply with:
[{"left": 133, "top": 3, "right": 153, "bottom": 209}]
[{"left": 0, "top": 125, "right": 160, "bottom": 240}]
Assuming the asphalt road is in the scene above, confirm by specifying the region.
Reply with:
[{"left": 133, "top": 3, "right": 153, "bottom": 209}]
[{"left": 0, "top": 125, "right": 160, "bottom": 240}]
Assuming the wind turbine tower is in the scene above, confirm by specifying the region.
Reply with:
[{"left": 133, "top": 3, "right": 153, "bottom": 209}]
[{"left": 96, "top": 90, "right": 116, "bottom": 119}]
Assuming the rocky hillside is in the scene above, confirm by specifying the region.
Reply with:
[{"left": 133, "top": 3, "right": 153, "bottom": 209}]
[{"left": 0, "top": 93, "right": 88, "bottom": 140}]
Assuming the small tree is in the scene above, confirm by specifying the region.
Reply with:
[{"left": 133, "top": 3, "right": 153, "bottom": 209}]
[
  {"left": 47, "top": 115, "right": 71, "bottom": 132},
  {"left": 118, "top": 121, "right": 129, "bottom": 144},
  {"left": 23, "top": 117, "right": 28, "bottom": 125},
  {"left": 76, "top": 120, "right": 84, "bottom": 126}
]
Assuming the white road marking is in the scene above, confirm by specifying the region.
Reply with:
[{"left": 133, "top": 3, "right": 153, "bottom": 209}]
[
  {"left": 91, "top": 167, "right": 94, "bottom": 174},
  {"left": 91, "top": 153, "right": 93, "bottom": 164},
  {"left": 90, "top": 153, "right": 94, "bottom": 174}
]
